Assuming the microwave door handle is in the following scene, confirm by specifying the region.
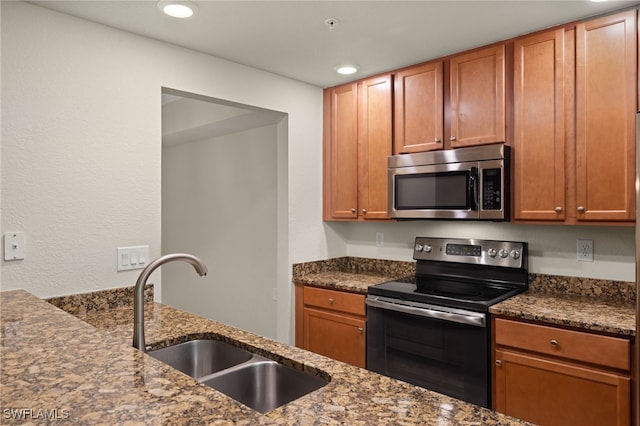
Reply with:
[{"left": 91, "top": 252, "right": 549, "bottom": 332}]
[{"left": 469, "top": 167, "right": 478, "bottom": 210}]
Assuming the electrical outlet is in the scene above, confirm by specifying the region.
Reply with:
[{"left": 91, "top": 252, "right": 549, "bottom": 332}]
[
  {"left": 375, "top": 232, "right": 384, "bottom": 247},
  {"left": 576, "top": 239, "right": 593, "bottom": 262}
]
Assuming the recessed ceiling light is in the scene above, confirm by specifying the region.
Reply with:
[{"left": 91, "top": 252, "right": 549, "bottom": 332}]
[
  {"left": 158, "top": 1, "right": 197, "bottom": 18},
  {"left": 335, "top": 65, "right": 360, "bottom": 75}
]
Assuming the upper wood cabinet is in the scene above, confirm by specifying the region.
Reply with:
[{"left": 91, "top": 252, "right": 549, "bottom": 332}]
[
  {"left": 574, "top": 10, "right": 636, "bottom": 222},
  {"left": 323, "top": 82, "right": 358, "bottom": 220},
  {"left": 323, "top": 74, "right": 392, "bottom": 221},
  {"left": 358, "top": 75, "right": 393, "bottom": 220},
  {"left": 449, "top": 44, "right": 506, "bottom": 148},
  {"left": 513, "top": 29, "right": 567, "bottom": 221},
  {"left": 323, "top": 9, "right": 637, "bottom": 225},
  {"left": 394, "top": 61, "right": 444, "bottom": 153},
  {"left": 513, "top": 10, "right": 637, "bottom": 224}
]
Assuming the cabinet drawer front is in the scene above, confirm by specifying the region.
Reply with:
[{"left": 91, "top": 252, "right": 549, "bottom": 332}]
[
  {"left": 303, "top": 286, "right": 365, "bottom": 316},
  {"left": 494, "top": 318, "right": 630, "bottom": 371}
]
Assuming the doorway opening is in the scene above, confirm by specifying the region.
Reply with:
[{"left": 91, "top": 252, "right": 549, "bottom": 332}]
[{"left": 161, "top": 87, "right": 287, "bottom": 341}]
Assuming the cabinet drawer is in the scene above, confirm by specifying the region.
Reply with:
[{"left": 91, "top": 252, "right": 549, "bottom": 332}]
[
  {"left": 303, "top": 286, "right": 365, "bottom": 316},
  {"left": 494, "top": 318, "right": 630, "bottom": 371}
]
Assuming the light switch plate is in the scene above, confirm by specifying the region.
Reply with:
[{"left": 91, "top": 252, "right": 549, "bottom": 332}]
[
  {"left": 4, "top": 232, "right": 26, "bottom": 261},
  {"left": 117, "top": 245, "right": 150, "bottom": 271}
]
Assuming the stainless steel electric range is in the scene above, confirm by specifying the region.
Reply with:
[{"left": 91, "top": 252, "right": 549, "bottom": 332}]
[{"left": 366, "top": 237, "right": 528, "bottom": 408}]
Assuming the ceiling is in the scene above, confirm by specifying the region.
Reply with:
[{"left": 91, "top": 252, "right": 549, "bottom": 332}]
[{"left": 28, "top": 0, "right": 638, "bottom": 88}]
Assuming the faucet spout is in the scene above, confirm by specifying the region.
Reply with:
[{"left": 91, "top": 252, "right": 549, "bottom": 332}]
[{"left": 133, "top": 253, "right": 208, "bottom": 352}]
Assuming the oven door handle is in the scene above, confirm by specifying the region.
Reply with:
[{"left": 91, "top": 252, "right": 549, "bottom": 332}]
[{"left": 365, "top": 297, "right": 486, "bottom": 327}]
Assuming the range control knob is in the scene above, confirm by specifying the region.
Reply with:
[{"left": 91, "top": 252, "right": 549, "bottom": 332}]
[
  {"left": 415, "top": 244, "right": 423, "bottom": 252},
  {"left": 510, "top": 250, "right": 521, "bottom": 260},
  {"left": 423, "top": 245, "right": 432, "bottom": 253},
  {"left": 487, "top": 248, "right": 497, "bottom": 258},
  {"left": 499, "top": 249, "right": 509, "bottom": 258}
]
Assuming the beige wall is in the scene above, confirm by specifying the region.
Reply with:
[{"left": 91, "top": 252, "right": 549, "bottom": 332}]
[
  {"left": 1, "top": 2, "right": 326, "bottom": 343},
  {"left": 162, "top": 124, "right": 280, "bottom": 339}
]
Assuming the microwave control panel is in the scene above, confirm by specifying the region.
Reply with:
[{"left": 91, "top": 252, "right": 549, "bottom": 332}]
[{"left": 481, "top": 168, "right": 502, "bottom": 210}]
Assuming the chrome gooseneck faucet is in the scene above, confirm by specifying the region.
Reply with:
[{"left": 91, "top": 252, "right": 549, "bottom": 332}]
[{"left": 133, "top": 253, "right": 208, "bottom": 352}]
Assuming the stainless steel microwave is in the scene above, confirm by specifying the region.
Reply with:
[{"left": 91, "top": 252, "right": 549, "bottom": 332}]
[{"left": 388, "top": 144, "right": 510, "bottom": 220}]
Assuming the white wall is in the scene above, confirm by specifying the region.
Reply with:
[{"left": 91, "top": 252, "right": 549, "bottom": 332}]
[
  {"left": 329, "top": 221, "right": 635, "bottom": 282},
  {"left": 0, "top": 2, "right": 329, "bottom": 343},
  {"left": 162, "top": 125, "right": 279, "bottom": 339}
]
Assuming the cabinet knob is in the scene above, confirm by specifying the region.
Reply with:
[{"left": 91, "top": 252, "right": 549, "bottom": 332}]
[
  {"left": 434, "top": 137, "right": 441, "bottom": 143},
  {"left": 351, "top": 208, "right": 356, "bottom": 213},
  {"left": 555, "top": 207, "right": 563, "bottom": 213},
  {"left": 450, "top": 136, "right": 457, "bottom": 141},
  {"left": 550, "top": 339, "right": 559, "bottom": 348},
  {"left": 577, "top": 206, "right": 585, "bottom": 213},
  {"left": 495, "top": 360, "right": 502, "bottom": 367},
  {"left": 328, "top": 298, "right": 334, "bottom": 304},
  {"left": 361, "top": 209, "right": 367, "bottom": 214},
  {"left": 357, "top": 327, "right": 364, "bottom": 334}
]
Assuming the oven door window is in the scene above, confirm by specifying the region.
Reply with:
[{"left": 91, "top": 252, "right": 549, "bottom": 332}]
[
  {"left": 394, "top": 169, "right": 476, "bottom": 210},
  {"left": 367, "top": 305, "right": 489, "bottom": 407}
]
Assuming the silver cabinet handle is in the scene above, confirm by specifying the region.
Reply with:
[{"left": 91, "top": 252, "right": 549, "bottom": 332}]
[
  {"left": 495, "top": 360, "right": 502, "bottom": 367},
  {"left": 357, "top": 327, "right": 364, "bottom": 334},
  {"left": 328, "top": 298, "right": 334, "bottom": 304},
  {"left": 350, "top": 208, "right": 356, "bottom": 213},
  {"left": 555, "top": 207, "right": 563, "bottom": 213},
  {"left": 577, "top": 206, "right": 585, "bottom": 213},
  {"left": 450, "top": 136, "right": 457, "bottom": 141},
  {"left": 361, "top": 209, "right": 367, "bottom": 214},
  {"left": 550, "top": 339, "right": 559, "bottom": 348},
  {"left": 434, "top": 137, "right": 441, "bottom": 143}
]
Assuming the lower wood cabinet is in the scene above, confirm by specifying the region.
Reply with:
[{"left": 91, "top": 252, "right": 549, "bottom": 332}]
[
  {"left": 295, "top": 284, "right": 366, "bottom": 368},
  {"left": 493, "top": 317, "right": 631, "bottom": 426}
]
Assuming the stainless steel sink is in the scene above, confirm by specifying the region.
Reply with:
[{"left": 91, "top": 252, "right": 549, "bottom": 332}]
[
  {"left": 147, "top": 338, "right": 329, "bottom": 413},
  {"left": 201, "top": 359, "right": 329, "bottom": 414},
  {"left": 148, "top": 339, "right": 252, "bottom": 379}
]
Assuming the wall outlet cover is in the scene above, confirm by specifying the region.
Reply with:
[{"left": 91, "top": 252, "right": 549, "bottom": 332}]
[{"left": 576, "top": 239, "right": 593, "bottom": 262}]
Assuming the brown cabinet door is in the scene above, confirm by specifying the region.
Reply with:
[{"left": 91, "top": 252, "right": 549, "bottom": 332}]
[
  {"left": 303, "top": 307, "right": 366, "bottom": 368},
  {"left": 513, "top": 29, "right": 566, "bottom": 221},
  {"left": 494, "top": 349, "right": 630, "bottom": 426},
  {"left": 358, "top": 75, "right": 392, "bottom": 220},
  {"left": 394, "top": 61, "right": 444, "bottom": 153},
  {"left": 324, "top": 83, "right": 358, "bottom": 219},
  {"left": 449, "top": 45, "right": 506, "bottom": 148},
  {"left": 575, "top": 10, "right": 636, "bottom": 221}
]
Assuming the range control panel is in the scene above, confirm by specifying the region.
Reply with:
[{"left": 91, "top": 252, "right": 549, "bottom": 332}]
[{"left": 413, "top": 237, "right": 527, "bottom": 269}]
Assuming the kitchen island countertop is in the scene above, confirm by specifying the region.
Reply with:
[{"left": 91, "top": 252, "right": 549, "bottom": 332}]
[{"left": 1, "top": 289, "right": 530, "bottom": 425}]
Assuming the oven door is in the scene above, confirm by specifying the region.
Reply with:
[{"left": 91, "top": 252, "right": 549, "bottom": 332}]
[
  {"left": 389, "top": 161, "right": 480, "bottom": 219},
  {"left": 366, "top": 296, "right": 490, "bottom": 407}
]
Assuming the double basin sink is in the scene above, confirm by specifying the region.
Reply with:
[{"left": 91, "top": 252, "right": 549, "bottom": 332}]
[{"left": 147, "top": 339, "right": 329, "bottom": 413}]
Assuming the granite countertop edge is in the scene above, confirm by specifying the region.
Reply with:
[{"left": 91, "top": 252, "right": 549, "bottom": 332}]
[{"left": 1, "top": 289, "right": 530, "bottom": 425}]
